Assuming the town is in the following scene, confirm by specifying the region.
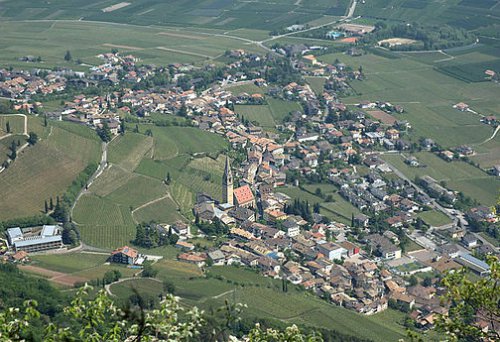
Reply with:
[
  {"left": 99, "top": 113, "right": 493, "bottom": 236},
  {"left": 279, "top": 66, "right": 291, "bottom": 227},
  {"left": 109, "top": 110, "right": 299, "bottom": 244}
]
[{"left": 1, "top": 40, "right": 499, "bottom": 337}]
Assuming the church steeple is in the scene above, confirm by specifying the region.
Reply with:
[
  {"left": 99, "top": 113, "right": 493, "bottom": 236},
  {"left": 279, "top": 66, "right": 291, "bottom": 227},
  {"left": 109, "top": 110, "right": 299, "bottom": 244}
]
[{"left": 222, "top": 156, "right": 233, "bottom": 205}]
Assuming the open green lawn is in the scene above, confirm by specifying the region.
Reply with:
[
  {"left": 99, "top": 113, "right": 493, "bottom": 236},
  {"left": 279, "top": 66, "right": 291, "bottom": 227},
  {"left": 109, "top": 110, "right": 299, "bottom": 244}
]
[
  {"left": 0, "top": 115, "right": 25, "bottom": 135},
  {"left": 31, "top": 253, "right": 108, "bottom": 274},
  {"left": 417, "top": 210, "right": 453, "bottom": 227},
  {"left": 305, "top": 76, "right": 326, "bottom": 95},
  {"left": 383, "top": 152, "right": 500, "bottom": 206},
  {"left": 235, "top": 105, "right": 276, "bottom": 128}
]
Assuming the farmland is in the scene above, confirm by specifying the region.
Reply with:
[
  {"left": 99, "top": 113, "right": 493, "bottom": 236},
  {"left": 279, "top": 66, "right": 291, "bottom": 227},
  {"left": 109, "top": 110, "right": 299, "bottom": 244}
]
[
  {"left": 0, "top": 118, "right": 101, "bottom": 220},
  {"left": 234, "top": 99, "right": 302, "bottom": 129},
  {"left": 74, "top": 126, "right": 227, "bottom": 249},
  {"left": 383, "top": 152, "right": 500, "bottom": 206}
]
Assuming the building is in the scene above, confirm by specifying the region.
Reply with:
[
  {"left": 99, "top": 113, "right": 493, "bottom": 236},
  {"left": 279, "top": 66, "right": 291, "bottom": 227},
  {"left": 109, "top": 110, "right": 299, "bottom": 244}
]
[
  {"left": 222, "top": 156, "right": 234, "bottom": 205},
  {"left": 233, "top": 185, "right": 256, "bottom": 208},
  {"left": 110, "top": 246, "right": 138, "bottom": 265},
  {"left": 366, "top": 234, "right": 402, "bottom": 260},
  {"left": 6, "top": 225, "right": 63, "bottom": 253},
  {"left": 316, "top": 242, "right": 347, "bottom": 261}
]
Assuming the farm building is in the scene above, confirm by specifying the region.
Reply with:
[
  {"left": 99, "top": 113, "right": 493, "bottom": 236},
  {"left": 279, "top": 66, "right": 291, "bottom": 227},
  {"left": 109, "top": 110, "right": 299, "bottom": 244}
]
[{"left": 6, "top": 225, "right": 63, "bottom": 253}]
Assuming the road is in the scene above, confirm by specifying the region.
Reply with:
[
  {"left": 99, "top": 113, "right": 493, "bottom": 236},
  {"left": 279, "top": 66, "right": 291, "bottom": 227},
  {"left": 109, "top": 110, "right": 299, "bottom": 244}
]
[{"left": 70, "top": 139, "right": 109, "bottom": 216}]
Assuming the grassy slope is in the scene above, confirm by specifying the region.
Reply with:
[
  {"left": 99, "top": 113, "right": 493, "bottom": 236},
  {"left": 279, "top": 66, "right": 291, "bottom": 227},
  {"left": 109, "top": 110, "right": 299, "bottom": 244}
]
[{"left": 0, "top": 118, "right": 100, "bottom": 220}]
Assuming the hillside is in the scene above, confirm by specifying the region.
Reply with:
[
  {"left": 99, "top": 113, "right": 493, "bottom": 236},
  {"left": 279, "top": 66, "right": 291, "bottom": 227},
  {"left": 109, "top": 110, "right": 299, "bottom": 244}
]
[
  {"left": 73, "top": 127, "right": 228, "bottom": 249},
  {"left": 0, "top": 118, "right": 101, "bottom": 220}
]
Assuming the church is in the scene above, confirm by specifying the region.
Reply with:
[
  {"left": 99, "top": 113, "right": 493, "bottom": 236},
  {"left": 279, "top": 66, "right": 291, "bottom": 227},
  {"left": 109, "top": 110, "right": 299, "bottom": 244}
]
[{"left": 223, "top": 156, "right": 256, "bottom": 209}]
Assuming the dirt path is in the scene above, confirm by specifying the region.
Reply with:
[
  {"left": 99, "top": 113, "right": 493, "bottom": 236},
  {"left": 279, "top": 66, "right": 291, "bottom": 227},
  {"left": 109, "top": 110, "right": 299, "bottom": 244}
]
[
  {"left": 476, "top": 125, "right": 500, "bottom": 146},
  {"left": 19, "top": 265, "right": 87, "bottom": 286},
  {"left": 105, "top": 277, "right": 161, "bottom": 296}
]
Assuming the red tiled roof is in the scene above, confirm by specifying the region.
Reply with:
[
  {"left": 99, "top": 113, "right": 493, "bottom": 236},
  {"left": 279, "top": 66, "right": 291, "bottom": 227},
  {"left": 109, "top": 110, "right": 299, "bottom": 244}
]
[
  {"left": 111, "top": 246, "right": 138, "bottom": 259},
  {"left": 234, "top": 185, "right": 255, "bottom": 205}
]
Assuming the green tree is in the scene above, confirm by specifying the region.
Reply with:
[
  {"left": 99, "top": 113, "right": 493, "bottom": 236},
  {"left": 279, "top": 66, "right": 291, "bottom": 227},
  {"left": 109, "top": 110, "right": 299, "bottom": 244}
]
[
  {"left": 96, "top": 122, "right": 112, "bottom": 142},
  {"left": 64, "top": 50, "right": 72, "bottom": 61},
  {"left": 5, "top": 121, "right": 10, "bottom": 133},
  {"left": 27, "top": 132, "right": 38, "bottom": 145},
  {"left": 435, "top": 256, "right": 499, "bottom": 341}
]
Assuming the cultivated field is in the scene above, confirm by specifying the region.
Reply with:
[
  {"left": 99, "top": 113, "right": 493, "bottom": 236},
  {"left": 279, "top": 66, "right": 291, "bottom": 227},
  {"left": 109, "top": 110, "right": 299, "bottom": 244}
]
[
  {"left": 383, "top": 152, "right": 500, "bottom": 206},
  {"left": 74, "top": 126, "right": 227, "bottom": 249},
  {"left": 0, "top": 119, "right": 100, "bottom": 220}
]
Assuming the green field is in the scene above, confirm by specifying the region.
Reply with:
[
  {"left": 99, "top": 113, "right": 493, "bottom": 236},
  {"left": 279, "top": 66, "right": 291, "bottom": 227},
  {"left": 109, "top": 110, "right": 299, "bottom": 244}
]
[
  {"left": 74, "top": 126, "right": 227, "bottom": 249},
  {"left": 278, "top": 185, "right": 361, "bottom": 224},
  {"left": 0, "top": 115, "right": 25, "bottom": 136},
  {"left": 0, "top": 0, "right": 348, "bottom": 32},
  {"left": 235, "top": 99, "right": 302, "bottom": 129},
  {"left": 417, "top": 210, "right": 452, "bottom": 227},
  {"left": 0, "top": 118, "right": 100, "bottom": 220},
  {"left": 383, "top": 152, "right": 500, "bottom": 206}
]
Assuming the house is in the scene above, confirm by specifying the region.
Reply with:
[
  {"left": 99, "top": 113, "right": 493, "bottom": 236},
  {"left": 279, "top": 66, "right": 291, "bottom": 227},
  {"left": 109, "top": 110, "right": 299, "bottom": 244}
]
[
  {"left": 461, "top": 234, "right": 478, "bottom": 248},
  {"left": 233, "top": 185, "right": 256, "bottom": 208},
  {"left": 172, "top": 221, "right": 190, "bottom": 236},
  {"left": 10, "top": 250, "right": 29, "bottom": 263},
  {"left": 110, "top": 246, "right": 139, "bottom": 265},
  {"left": 282, "top": 219, "right": 301, "bottom": 237},
  {"left": 208, "top": 250, "right": 225, "bottom": 266},
  {"left": 455, "top": 252, "right": 490, "bottom": 276},
  {"left": 366, "top": 234, "right": 401, "bottom": 260},
  {"left": 453, "top": 102, "right": 469, "bottom": 111},
  {"left": 6, "top": 225, "right": 63, "bottom": 253},
  {"left": 353, "top": 214, "right": 369, "bottom": 227},
  {"left": 340, "top": 241, "right": 360, "bottom": 257},
  {"left": 316, "top": 242, "right": 347, "bottom": 261},
  {"left": 175, "top": 240, "right": 195, "bottom": 251},
  {"left": 178, "top": 252, "right": 207, "bottom": 267}
]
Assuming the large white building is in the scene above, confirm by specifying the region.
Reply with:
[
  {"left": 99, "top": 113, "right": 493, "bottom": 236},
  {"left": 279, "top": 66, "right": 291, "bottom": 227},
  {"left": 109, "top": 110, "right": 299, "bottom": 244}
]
[{"left": 6, "top": 225, "right": 63, "bottom": 253}]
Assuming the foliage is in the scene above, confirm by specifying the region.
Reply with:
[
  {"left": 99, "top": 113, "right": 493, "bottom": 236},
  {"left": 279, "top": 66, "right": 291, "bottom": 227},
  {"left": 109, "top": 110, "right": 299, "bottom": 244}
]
[
  {"left": 27, "top": 132, "right": 38, "bottom": 145},
  {"left": 133, "top": 222, "right": 179, "bottom": 248},
  {"left": 436, "top": 256, "right": 499, "bottom": 341},
  {"left": 0, "top": 284, "right": 329, "bottom": 341},
  {"left": 0, "top": 215, "right": 55, "bottom": 232},
  {"left": 359, "top": 23, "right": 476, "bottom": 51},
  {"left": 96, "top": 123, "right": 112, "bottom": 142}
]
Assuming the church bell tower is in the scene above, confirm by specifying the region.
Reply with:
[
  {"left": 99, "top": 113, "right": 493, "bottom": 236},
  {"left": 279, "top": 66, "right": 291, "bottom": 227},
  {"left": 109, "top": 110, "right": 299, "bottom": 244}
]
[{"left": 222, "top": 156, "right": 233, "bottom": 205}]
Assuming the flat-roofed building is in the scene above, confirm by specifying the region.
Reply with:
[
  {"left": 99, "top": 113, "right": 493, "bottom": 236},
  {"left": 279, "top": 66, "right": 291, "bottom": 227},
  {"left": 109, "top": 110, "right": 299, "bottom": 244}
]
[{"left": 6, "top": 225, "right": 63, "bottom": 253}]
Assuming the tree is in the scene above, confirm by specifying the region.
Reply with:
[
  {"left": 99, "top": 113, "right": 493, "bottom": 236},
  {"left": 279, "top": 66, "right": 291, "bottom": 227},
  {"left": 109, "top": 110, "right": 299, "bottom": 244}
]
[
  {"left": 163, "top": 280, "right": 175, "bottom": 294},
  {"left": 96, "top": 122, "right": 112, "bottom": 142},
  {"left": 27, "top": 132, "right": 38, "bottom": 145},
  {"left": 142, "top": 262, "right": 158, "bottom": 278},
  {"left": 408, "top": 275, "right": 418, "bottom": 287},
  {"left": 43, "top": 115, "right": 48, "bottom": 127},
  {"left": 9, "top": 140, "right": 16, "bottom": 160},
  {"left": 64, "top": 50, "right": 72, "bottom": 61},
  {"left": 436, "top": 256, "right": 499, "bottom": 341},
  {"left": 44, "top": 200, "right": 48, "bottom": 213},
  {"left": 178, "top": 103, "right": 188, "bottom": 117},
  {"left": 6, "top": 121, "right": 10, "bottom": 133}
]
